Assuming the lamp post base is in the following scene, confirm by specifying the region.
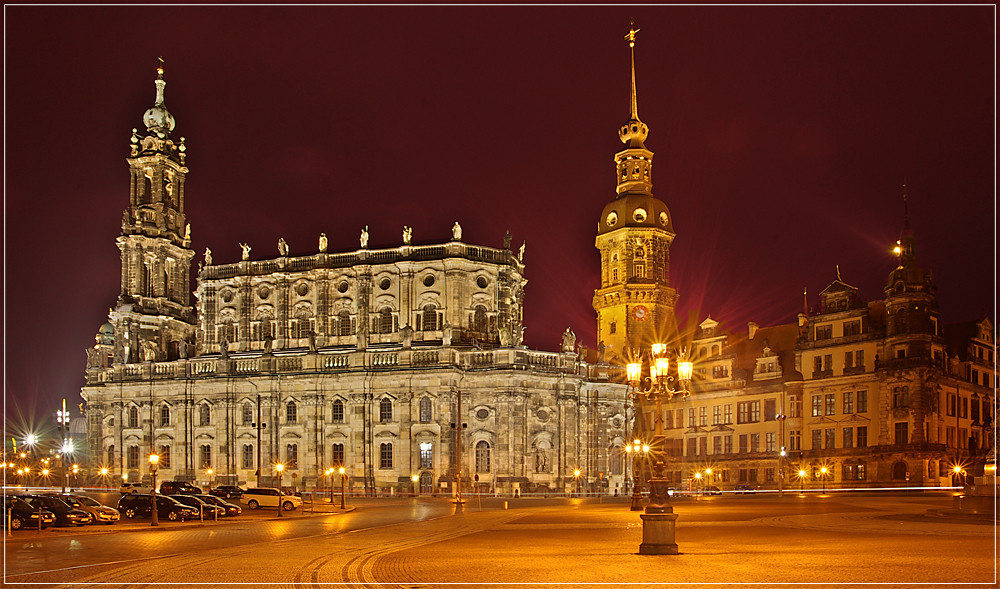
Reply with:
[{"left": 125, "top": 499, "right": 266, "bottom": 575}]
[{"left": 639, "top": 512, "right": 679, "bottom": 555}]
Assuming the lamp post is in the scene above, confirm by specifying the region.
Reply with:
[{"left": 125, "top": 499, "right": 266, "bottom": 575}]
[
  {"left": 694, "top": 472, "right": 703, "bottom": 495},
  {"left": 149, "top": 453, "right": 160, "bottom": 527},
  {"left": 626, "top": 344, "right": 694, "bottom": 555},
  {"left": 798, "top": 469, "right": 807, "bottom": 494},
  {"left": 325, "top": 468, "right": 335, "bottom": 503},
  {"left": 276, "top": 463, "right": 284, "bottom": 517},
  {"left": 339, "top": 466, "right": 347, "bottom": 509},
  {"left": 573, "top": 469, "right": 581, "bottom": 497},
  {"left": 411, "top": 474, "right": 420, "bottom": 497},
  {"left": 100, "top": 467, "right": 110, "bottom": 490},
  {"left": 56, "top": 399, "right": 70, "bottom": 494},
  {"left": 819, "top": 466, "right": 829, "bottom": 494},
  {"left": 624, "top": 439, "right": 650, "bottom": 510}
]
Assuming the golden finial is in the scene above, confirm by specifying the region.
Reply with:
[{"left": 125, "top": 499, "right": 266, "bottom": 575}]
[
  {"left": 625, "top": 22, "right": 640, "bottom": 48},
  {"left": 157, "top": 56, "right": 165, "bottom": 77}
]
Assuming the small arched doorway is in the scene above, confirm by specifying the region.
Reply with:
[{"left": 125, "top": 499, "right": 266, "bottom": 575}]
[{"left": 891, "top": 460, "right": 908, "bottom": 481}]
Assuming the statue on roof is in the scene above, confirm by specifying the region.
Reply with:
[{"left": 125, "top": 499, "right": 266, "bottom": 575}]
[
  {"left": 319, "top": 233, "right": 328, "bottom": 253},
  {"left": 240, "top": 243, "right": 251, "bottom": 261},
  {"left": 203, "top": 247, "right": 212, "bottom": 266},
  {"left": 278, "top": 237, "right": 289, "bottom": 257},
  {"left": 360, "top": 226, "right": 369, "bottom": 249},
  {"left": 452, "top": 221, "right": 462, "bottom": 241},
  {"left": 403, "top": 226, "right": 412, "bottom": 245}
]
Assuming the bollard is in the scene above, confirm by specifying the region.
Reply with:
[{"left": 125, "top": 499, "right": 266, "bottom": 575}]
[{"left": 504, "top": 501, "right": 508, "bottom": 510}]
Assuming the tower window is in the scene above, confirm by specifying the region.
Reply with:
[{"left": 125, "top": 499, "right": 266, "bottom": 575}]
[{"left": 609, "top": 322, "right": 617, "bottom": 334}]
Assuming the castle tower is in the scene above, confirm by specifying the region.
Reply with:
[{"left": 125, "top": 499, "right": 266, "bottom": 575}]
[
  {"left": 593, "top": 27, "right": 679, "bottom": 362},
  {"left": 109, "top": 62, "right": 196, "bottom": 363}
]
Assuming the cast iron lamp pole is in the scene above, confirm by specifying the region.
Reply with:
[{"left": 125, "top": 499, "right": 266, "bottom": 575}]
[
  {"left": 276, "top": 463, "right": 284, "bottom": 517},
  {"left": 626, "top": 344, "right": 693, "bottom": 555},
  {"left": 149, "top": 453, "right": 160, "bottom": 527},
  {"left": 339, "top": 466, "right": 347, "bottom": 509}
]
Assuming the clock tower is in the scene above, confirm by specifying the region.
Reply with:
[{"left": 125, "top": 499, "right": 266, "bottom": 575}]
[{"left": 593, "top": 27, "right": 678, "bottom": 362}]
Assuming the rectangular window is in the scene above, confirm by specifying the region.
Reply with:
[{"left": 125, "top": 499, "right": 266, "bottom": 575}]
[
  {"left": 813, "top": 356, "right": 823, "bottom": 374},
  {"left": 241, "top": 444, "right": 254, "bottom": 469},
  {"left": 855, "top": 350, "right": 865, "bottom": 369},
  {"left": 811, "top": 430, "right": 822, "bottom": 450},
  {"left": 332, "top": 401, "right": 345, "bottom": 423},
  {"left": 199, "top": 444, "right": 211, "bottom": 469},
  {"left": 713, "top": 406, "right": 722, "bottom": 425},
  {"left": 947, "top": 394, "right": 956, "bottom": 417},
  {"left": 738, "top": 434, "right": 748, "bottom": 453},
  {"left": 737, "top": 402, "right": 748, "bottom": 424},
  {"left": 286, "top": 444, "right": 298, "bottom": 467},
  {"left": 789, "top": 430, "right": 801, "bottom": 451},
  {"left": 712, "top": 365, "right": 729, "bottom": 378},
  {"left": 825, "top": 394, "right": 836, "bottom": 416},
  {"left": 748, "top": 469, "right": 758, "bottom": 482},
  {"left": 825, "top": 428, "right": 835, "bottom": 449},
  {"left": 843, "top": 391, "right": 854, "bottom": 414},
  {"left": 699, "top": 437, "right": 708, "bottom": 456},
  {"left": 699, "top": 407, "right": 708, "bottom": 427},
  {"left": 332, "top": 443, "right": 345, "bottom": 465},
  {"left": 765, "top": 432, "right": 776, "bottom": 452},
  {"left": 811, "top": 395, "right": 823, "bottom": 417},
  {"left": 127, "top": 446, "right": 140, "bottom": 469},
  {"left": 687, "top": 438, "right": 698, "bottom": 456},
  {"left": 688, "top": 408, "right": 696, "bottom": 428},
  {"left": 749, "top": 433, "right": 760, "bottom": 453},
  {"left": 823, "top": 354, "right": 832, "bottom": 371},
  {"left": 158, "top": 445, "right": 171, "bottom": 469},
  {"left": 723, "top": 436, "right": 733, "bottom": 454},
  {"left": 815, "top": 324, "right": 832, "bottom": 340},
  {"left": 379, "top": 443, "right": 393, "bottom": 469},
  {"left": 723, "top": 405, "right": 732, "bottom": 424},
  {"left": 895, "top": 422, "right": 909, "bottom": 445},
  {"left": 789, "top": 396, "right": 801, "bottom": 418},
  {"left": 764, "top": 399, "right": 776, "bottom": 421},
  {"left": 843, "top": 320, "right": 861, "bottom": 336},
  {"left": 844, "top": 350, "right": 854, "bottom": 369},
  {"left": 856, "top": 390, "right": 868, "bottom": 413},
  {"left": 843, "top": 427, "right": 854, "bottom": 448},
  {"left": 713, "top": 436, "right": 722, "bottom": 454},
  {"left": 971, "top": 397, "right": 980, "bottom": 423},
  {"left": 765, "top": 467, "right": 775, "bottom": 482},
  {"left": 857, "top": 426, "right": 868, "bottom": 447},
  {"left": 960, "top": 397, "right": 968, "bottom": 419},
  {"left": 419, "top": 442, "right": 433, "bottom": 469}
]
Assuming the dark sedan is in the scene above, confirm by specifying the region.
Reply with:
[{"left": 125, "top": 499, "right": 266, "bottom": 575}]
[
  {"left": 117, "top": 494, "right": 199, "bottom": 521},
  {"left": 209, "top": 485, "right": 244, "bottom": 500},
  {"left": 193, "top": 494, "right": 242, "bottom": 517},
  {"left": 20, "top": 495, "right": 92, "bottom": 526},
  {"left": 171, "top": 494, "right": 227, "bottom": 519},
  {"left": 3, "top": 497, "right": 56, "bottom": 530}
]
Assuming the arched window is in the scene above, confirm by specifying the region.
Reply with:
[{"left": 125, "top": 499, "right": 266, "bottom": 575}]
[
  {"left": 475, "top": 440, "right": 491, "bottom": 473},
  {"left": 378, "top": 307, "right": 393, "bottom": 334},
  {"left": 199, "top": 404, "right": 211, "bottom": 426},
  {"left": 338, "top": 310, "right": 353, "bottom": 337},
  {"left": 252, "top": 310, "right": 275, "bottom": 341},
  {"left": 292, "top": 309, "right": 313, "bottom": 340},
  {"left": 332, "top": 443, "right": 345, "bottom": 465},
  {"left": 127, "top": 406, "right": 139, "bottom": 428},
  {"left": 286, "top": 401, "right": 298, "bottom": 424},
  {"left": 610, "top": 445, "right": 624, "bottom": 476},
  {"left": 159, "top": 405, "right": 170, "bottom": 427},
  {"left": 127, "top": 445, "right": 140, "bottom": 469},
  {"left": 419, "top": 397, "right": 432, "bottom": 423},
  {"left": 241, "top": 444, "right": 254, "bottom": 469},
  {"left": 332, "top": 399, "right": 345, "bottom": 422},
  {"left": 379, "top": 398, "right": 393, "bottom": 422},
  {"left": 473, "top": 305, "right": 488, "bottom": 333},
  {"left": 379, "top": 442, "right": 393, "bottom": 469},
  {"left": 242, "top": 403, "right": 254, "bottom": 426},
  {"left": 422, "top": 305, "right": 438, "bottom": 332},
  {"left": 286, "top": 443, "right": 298, "bottom": 467},
  {"left": 158, "top": 445, "right": 171, "bottom": 469},
  {"left": 419, "top": 442, "right": 433, "bottom": 469},
  {"left": 199, "top": 444, "right": 211, "bottom": 468}
]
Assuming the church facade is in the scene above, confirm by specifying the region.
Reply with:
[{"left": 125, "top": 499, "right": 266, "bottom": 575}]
[{"left": 80, "top": 65, "right": 630, "bottom": 496}]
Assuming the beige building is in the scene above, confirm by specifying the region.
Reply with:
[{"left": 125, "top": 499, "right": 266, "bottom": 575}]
[{"left": 80, "top": 67, "right": 630, "bottom": 496}]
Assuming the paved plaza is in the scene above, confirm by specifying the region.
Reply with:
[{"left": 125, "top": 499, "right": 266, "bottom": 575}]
[{"left": 3, "top": 492, "right": 995, "bottom": 587}]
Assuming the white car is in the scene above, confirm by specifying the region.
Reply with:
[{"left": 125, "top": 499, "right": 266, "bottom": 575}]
[
  {"left": 242, "top": 488, "right": 302, "bottom": 511},
  {"left": 119, "top": 482, "right": 154, "bottom": 494}
]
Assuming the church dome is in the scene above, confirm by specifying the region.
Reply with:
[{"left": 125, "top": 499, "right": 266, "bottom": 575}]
[
  {"left": 597, "top": 192, "right": 674, "bottom": 236},
  {"left": 97, "top": 322, "right": 115, "bottom": 345},
  {"left": 142, "top": 68, "right": 175, "bottom": 136}
]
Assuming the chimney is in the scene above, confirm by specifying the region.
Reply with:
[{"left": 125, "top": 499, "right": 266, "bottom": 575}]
[{"left": 748, "top": 321, "right": 759, "bottom": 340}]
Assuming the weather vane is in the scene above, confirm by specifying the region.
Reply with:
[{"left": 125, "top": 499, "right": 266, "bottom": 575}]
[{"left": 625, "top": 22, "right": 640, "bottom": 48}]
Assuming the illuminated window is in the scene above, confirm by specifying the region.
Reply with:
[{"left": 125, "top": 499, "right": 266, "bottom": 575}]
[
  {"left": 420, "top": 442, "right": 433, "bottom": 469},
  {"left": 843, "top": 391, "right": 854, "bottom": 414}
]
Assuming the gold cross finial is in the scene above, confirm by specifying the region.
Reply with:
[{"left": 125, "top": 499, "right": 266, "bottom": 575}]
[{"left": 625, "top": 23, "right": 640, "bottom": 48}]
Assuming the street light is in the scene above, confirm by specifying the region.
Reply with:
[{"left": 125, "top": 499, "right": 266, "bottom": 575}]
[
  {"left": 694, "top": 471, "right": 703, "bottom": 495},
  {"left": 275, "top": 463, "right": 285, "bottom": 517},
  {"left": 797, "top": 469, "right": 807, "bottom": 494},
  {"left": 149, "top": 453, "right": 160, "bottom": 527},
  {"left": 411, "top": 474, "right": 420, "bottom": 497},
  {"left": 325, "top": 468, "right": 335, "bottom": 503},
  {"left": 57, "top": 399, "right": 70, "bottom": 494},
  {"left": 573, "top": 469, "right": 582, "bottom": 497},
  {"left": 624, "top": 439, "right": 650, "bottom": 510},
  {"left": 626, "top": 344, "right": 693, "bottom": 555},
  {"left": 819, "top": 466, "right": 829, "bottom": 494},
  {"left": 100, "top": 467, "right": 110, "bottom": 489},
  {"left": 338, "top": 466, "right": 347, "bottom": 509}
]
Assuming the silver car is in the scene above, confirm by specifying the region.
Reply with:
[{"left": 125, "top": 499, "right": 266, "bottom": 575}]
[{"left": 66, "top": 494, "right": 121, "bottom": 524}]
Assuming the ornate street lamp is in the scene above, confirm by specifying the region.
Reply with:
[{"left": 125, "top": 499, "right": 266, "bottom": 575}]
[
  {"left": 624, "top": 439, "right": 651, "bottom": 510},
  {"left": 149, "top": 453, "right": 160, "bottom": 527},
  {"left": 626, "top": 344, "right": 693, "bottom": 555}
]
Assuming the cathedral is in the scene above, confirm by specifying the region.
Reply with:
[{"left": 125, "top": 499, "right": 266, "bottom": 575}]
[{"left": 82, "top": 33, "right": 994, "bottom": 497}]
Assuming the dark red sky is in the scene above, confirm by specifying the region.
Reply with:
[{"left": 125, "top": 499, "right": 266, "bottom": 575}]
[{"left": 3, "top": 6, "right": 995, "bottom": 426}]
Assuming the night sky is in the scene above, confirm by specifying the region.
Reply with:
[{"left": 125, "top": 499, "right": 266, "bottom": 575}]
[{"left": 3, "top": 6, "right": 995, "bottom": 432}]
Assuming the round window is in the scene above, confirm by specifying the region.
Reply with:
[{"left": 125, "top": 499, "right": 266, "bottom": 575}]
[
  {"left": 606, "top": 211, "right": 618, "bottom": 227},
  {"left": 423, "top": 275, "right": 435, "bottom": 287},
  {"left": 659, "top": 211, "right": 669, "bottom": 226},
  {"left": 476, "top": 408, "right": 489, "bottom": 420},
  {"left": 536, "top": 409, "right": 549, "bottom": 422},
  {"left": 379, "top": 278, "right": 391, "bottom": 291},
  {"left": 337, "top": 281, "right": 349, "bottom": 293},
  {"left": 477, "top": 276, "right": 488, "bottom": 289},
  {"left": 612, "top": 417, "right": 623, "bottom": 429},
  {"left": 257, "top": 285, "right": 270, "bottom": 299},
  {"left": 220, "top": 289, "right": 234, "bottom": 303},
  {"left": 295, "top": 283, "right": 309, "bottom": 296},
  {"left": 633, "top": 208, "right": 647, "bottom": 223}
]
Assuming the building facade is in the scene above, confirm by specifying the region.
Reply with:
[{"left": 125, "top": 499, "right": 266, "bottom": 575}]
[{"left": 80, "top": 67, "right": 630, "bottom": 496}]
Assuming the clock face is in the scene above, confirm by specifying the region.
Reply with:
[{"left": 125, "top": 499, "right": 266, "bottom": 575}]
[
  {"left": 606, "top": 211, "right": 618, "bottom": 227},
  {"left": 633, "top": 305, "right": 648, "bottom": 321}
]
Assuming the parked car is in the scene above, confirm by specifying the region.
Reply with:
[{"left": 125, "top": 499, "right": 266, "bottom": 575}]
[
  {"left": 703, "top": 485, "right": 723, "bottom": 496},
  {"left": 243, "top": 487, "right": 303, "bottom": 511},
  {"left": 3, "top": 497, "right": 56, "bottom": 530},
  {"left": 117, "top": 494, "right": 199, "bottom": 521},
  {"left": 159, "top": 481, "right": 202, "bottom": 496},
  {"left": 60, "top": 494, "right": 120, "bottom": 524},
  {"left": 194, "top": 494, "right": 242, "bottom": 517},
  {"left": 734, "top": 484, "right": 757, "bottom": 494},
  {"left": 209, "top": 485, "right": 245, "bottom": 500},
  {"left": 171, "top": 494, "right": 226, "bottom": 519},
  {"left": 20, "top": 495, "right": 92, "bottom": 526},
  {"left": 120, "top": 482, "right": 154, "bottom": 494}
]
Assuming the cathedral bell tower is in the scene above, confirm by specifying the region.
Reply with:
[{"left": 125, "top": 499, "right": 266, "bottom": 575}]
[
  {"left": 110, "top": 62, "right": 196, "bottom": 363},
  {"left": 593, "top": 27, "right": 679, "bottom": 362}
]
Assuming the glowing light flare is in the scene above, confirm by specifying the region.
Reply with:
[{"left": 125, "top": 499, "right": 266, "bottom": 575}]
[
  {"left": 573, "top": 469, "right": 581, "bottom": 477},
  {"left": 626, "top": 362, "right": 642, "bottom": 384},
  {"left": 411, "top": 474, "right": 419, "bottom": 483},
  {"left": 653, "top": 357, "right": 669, "bottom": 380},
  {"left": 275, "top": 463, "right": 285, "bottom": 473},
  {"left": 149, "top": 453, "right": 159, "bottom": 466},
  {"left": 338, "top": 467, "right": 346, "bottom": 475}
]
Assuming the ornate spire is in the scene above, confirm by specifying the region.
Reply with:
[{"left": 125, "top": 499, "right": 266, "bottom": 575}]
[
  {"left": 143, "top": 57, "right": 176, "bottom": 137},
  {"left": 618, "top": 24, "right": 649, "bottom": 150}
]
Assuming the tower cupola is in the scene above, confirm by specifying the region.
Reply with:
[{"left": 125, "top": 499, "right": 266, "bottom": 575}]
[{"left": 142, "top": 60, "right": 176, "bottom": 137}]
